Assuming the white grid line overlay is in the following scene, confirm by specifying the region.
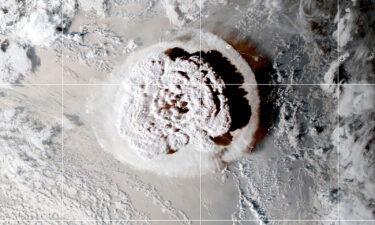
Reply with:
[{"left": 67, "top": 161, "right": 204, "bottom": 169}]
[
  {"left": 2, "top": 0, "right": 373, "bottom": 223},
  {"left": 1, "top": 84, "right": 374, "bottom": 86},
  {"left": 337, "top": 84, "right": 341, "bottom": 225},
  {"left": 1, "top": 219, "right": 375, "bottom": 222},
  {"left": 199, "top": 0, "right": 203, "bottom": 224},
  {"left": 337, "top": 0, "right": 340, "bottom": 223},
  {"left": 61, "top": 0, "right": 65, "bottom": 218}
]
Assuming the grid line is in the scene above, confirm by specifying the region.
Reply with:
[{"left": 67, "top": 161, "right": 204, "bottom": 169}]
[
  {"left": 61, "top": 0, "right": 65, "bottom": 219},
  {"left": 199, "top": 0, "right": 202, "bottom": 224},
  {"left": 337, "top": 0, "right": 341, "bottom": 223},
  {"left": 1, "top": 219, "right": 375, "bottom": 222},
  {"left": 2, "top": 83, "right": 374, "bottom": 86}
]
